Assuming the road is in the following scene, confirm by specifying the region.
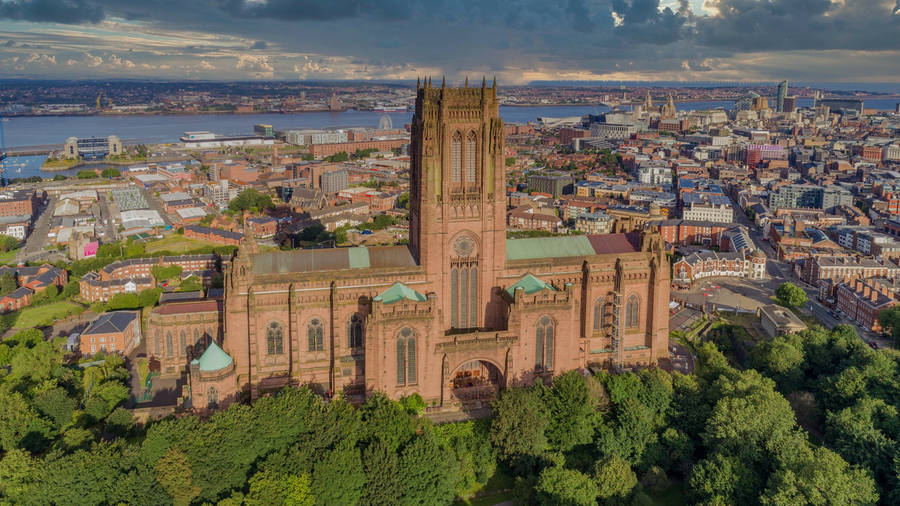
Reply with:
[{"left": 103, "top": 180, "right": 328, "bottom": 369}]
[{"left": 17, "top": 196, "right": 55, "bottom": 263}]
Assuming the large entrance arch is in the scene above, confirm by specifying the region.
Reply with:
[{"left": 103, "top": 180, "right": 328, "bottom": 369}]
[{"left": 445, "top": 358, "right": 504, "bottom": 408}]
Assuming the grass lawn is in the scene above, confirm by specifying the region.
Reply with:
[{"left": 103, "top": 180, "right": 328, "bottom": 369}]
[
  {"left": 4, "top": 301, "right": 86, "bottom": 329},
  {"left": 0, "top": 249, "right": 18, "bottom": 265},
  {"left": 144, "top": 235, "right": 221, "bottom": 254}
]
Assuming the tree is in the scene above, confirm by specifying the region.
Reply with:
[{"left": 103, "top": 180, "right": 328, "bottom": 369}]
[
  {"left": 246, "top": 469, "right": 314, "bottom": 506},
  {"left": 535, "top": 466, "right": 597, "bottom": 506},
  {"left": 761, "top": 447, "right": 878, "bottom": 505},
  {"left": 593, "top": 455, "right": 637, "bottom": 500},
  {"left": 0, "top": 234, "right": 19, "bottom": 252},
  {"left": 100, "top": 168, "right": 121, "bottom": 178},
  {"left": 310, "top": 443, "right": 365, "bottom": 506},
  {"left": 178, "top": 275, "right": 203, "bottom": 292},
  {"left": 151, "top": 264, "right": 183, "bottom": 282},
  {"left": 0, "top": 272, "right": 16, "bottom": 297},
  {"left": 229, "top": 188, "right": 274, "bottom": 212},
  {"left": 0, "top": 391, "right": 53, "bottom": 453},
  {"left": 546, "top": 371, "right": 598, "bottom": 452},
  {"left": 154, "top": 448, "right": 201, "bottom": 506},
  {"left": 877, "top": 306, "right": 900, "bottom": 345},
  {"left": 776, "top": 282, "right": 807, "bottom": 308},
  {"left": 489, "top": 386, "right": 549, "bottom": 465},
  {"left": 505, "top": 157, "right": 516, "bottom": 167},
  {"left": 324, "top": 151, "right": 349, "bottom": 162},
  {"left": 397, "top": 192, "right": 410, "bottom": 210},
  {"left": 77, "top": 170, "right": 99, "bottom": 179},
  {"left": 398, "top": 433, "right": 458, "bottom": 505}
]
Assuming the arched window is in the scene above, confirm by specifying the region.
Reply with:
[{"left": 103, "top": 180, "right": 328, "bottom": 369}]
[
  {"left": 193, "top": 329, "right": 200, "bottom": 352},
  {"left": 206, "top": 326, "right": 214, "bottom": 346},
  {"left": 154, "top": 329, "right": 160, "bottom": 356},
  {"left": 451, "top": 132, "right": 462, "bottom": 183},
  {"left": 266, "top": 322, "right": 284, "bottom": 355},
  {"left": 348, "top": 314, "right": 363, "bottom": 349},
  {"left": 166, "top": 331, "right": 173, "bottom": 357},
  {"left": 308, "top": 318, "right": 324, "bottom": 352},
  {"left": 535, "top": 316, "right": 554, "bottom": 370},
  {"left": 180, "top": 330, "right": 187, "bottom": 356},
  {"left": 593, "top": 299, "right": 602, "bottom": 332},
  {"left": 465, "top": 131, "right": 477, "bottom": 185},
  {"left": 207, "top": 387, "right": 218, "bottom": 410},
  {"left": 626, "top": 295, "right": 640, "bottom": 328},
  {"left": 396, "top": 327, "right": 417, "bottom": 386}
]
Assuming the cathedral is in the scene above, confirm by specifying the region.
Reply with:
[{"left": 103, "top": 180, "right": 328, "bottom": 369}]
[{"left": 186, "top": 79, "right": 670, "bottom": 413}]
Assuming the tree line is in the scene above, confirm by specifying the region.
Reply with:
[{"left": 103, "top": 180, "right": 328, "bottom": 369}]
[{"left": 0, "top": 324, "right": 896, "bottom": 504}]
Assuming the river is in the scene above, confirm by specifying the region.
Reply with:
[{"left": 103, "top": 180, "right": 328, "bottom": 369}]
[{"left": 1, "top": 98, "right": 897, "bottom": 179}]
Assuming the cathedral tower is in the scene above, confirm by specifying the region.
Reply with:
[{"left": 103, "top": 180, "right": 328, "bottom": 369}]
[{"left": 409, "top": 78, "right": 506, "bottom": 331}]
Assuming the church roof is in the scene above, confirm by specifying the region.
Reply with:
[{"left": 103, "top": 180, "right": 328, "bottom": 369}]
[
  {"left": 191, "top": 341, "right": 233, "bottom": 372},
  {"left": 506, "top": 274, "right": 556, "bottom": 298},
  {"left": 374, "top": 282, "right": 426, "bottom": 304},
  {"left": 506, "top": 232, "right": 641, "bottom": 261},
  {"left": 252, "top": 245, "right": 416, "bottom": 275}
]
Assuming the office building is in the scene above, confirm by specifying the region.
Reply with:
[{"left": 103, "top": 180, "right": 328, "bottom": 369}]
[
  {"left": 776, "top": 80, "right": 788, "bottom": 112},
  {"left": 63, "top": 136, "right": 122, "bottom": 160}
]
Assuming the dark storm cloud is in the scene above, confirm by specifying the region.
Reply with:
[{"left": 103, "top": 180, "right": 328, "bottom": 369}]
[
  {"left": 696, "top": 0, "right": 900, "bottom": 50},
  {"left": 217, "top": 0, "right": 413, "bottom": 22},
  {"left": 0, "top": 0, "right": 103, "bottom": 23},
  {"left": 249, "top": 40, "right": 267, "bottom": 50}
]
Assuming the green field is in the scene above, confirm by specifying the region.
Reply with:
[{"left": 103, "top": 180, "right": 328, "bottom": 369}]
[
  {"left": 143, "top": 235, "right": 221, "bottom": 254},
  {"left": 4, "top": 301, "right": 86, "bottom": 329},
  {"left": 0, "top": 249, "right": 18, "bottom": 265}
]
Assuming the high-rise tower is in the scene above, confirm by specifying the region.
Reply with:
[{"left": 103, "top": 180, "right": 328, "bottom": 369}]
[
  {"left": 409, "top": 77, "right": 506, "bottom": 331},
  {"left": 777, "top": 80, "right": 789, "bottom": 112}
]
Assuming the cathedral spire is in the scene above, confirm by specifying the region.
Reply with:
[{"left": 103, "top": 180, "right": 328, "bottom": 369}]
[
  {"left": 441, "top": 76, "right": 445, "bottom": 89},
  {"left": 481, "top": 76, "right": 486, "bottom": 90},
  {"left": 464, "top": 76, "right": 468, "bottom": 88},
  {"left": 492, "top": 76, "right": 496, "bottom": 89},
  {"left": 416, "top": 76, "right": 420, "bottom": 89}
]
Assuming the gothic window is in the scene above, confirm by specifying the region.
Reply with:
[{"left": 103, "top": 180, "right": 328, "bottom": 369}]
[
  {"left": 451, "top": 132, "right": 462, "bottom": 184},
  {"left": 166, "top": 332, "right": 173, "bottom": 357},
  {"left": 465, "top": 131, "right": 477, "bottom": 185},
  {"left": 348, "top": 314, "right": 363, "bottom": 349},
  {"left": 450, "top": 268, "right": 458, "bottom": 328},
  {"left": 535, "top": 316, "right": 555, "bottom": 370},
  {"left": 626, "top": 295, "right": 640, "bottom": 328},
  {"left": 469, "top": 265, "right": 478, "bottom": 328},
  {"left": 396, "top": 327, "right": 417, "bottom": 386},
  {"left": 193, "top": 329, "right": 200, "bottom": 352},
  {"left": 207, "top": 387, "right": 218, "bottom": 410},
  {"left": 308, "top": 318, "right": 324, "bottom": 352},
  {"left": 593, "top": 299, "right": 602, "bottom": 332},
  {"left": 180, "top": 330, "right": 187, "bottom": 356},
  {"left": 206, "top": 327, "right": 214, "bottom": 346},
  {"left": 266, "top": 322, "right": 284, "bottom": 355}
]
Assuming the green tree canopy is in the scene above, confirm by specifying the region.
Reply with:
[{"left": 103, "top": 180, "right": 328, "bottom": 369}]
[{"left": 776, "top": 282, "right": 807, "bottom": 308}]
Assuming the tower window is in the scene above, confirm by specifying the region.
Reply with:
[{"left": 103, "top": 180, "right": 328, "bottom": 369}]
[
  {"left": 451, "top": 132, "right": 462, "bottom": 184},
  {"left": 626, "top": 295, "right": 640, "bottom": 328},
  {"left": 465, "top": 132, "right": 477, "bottom": 186},
  {"left": 308, "top": 318, "right": 324, "bottom": 352},
  {"left": 348, "top": 314, "right": 364, "bottom": 349},
  {"left": 396, "top": 327, "right": 417, "bottom": 386},
  {"left": 267, "top": 322, "right": 284, "bottom": 355},
  {"left": 536, "top": 316, "right": 555, "bottom": 370}
]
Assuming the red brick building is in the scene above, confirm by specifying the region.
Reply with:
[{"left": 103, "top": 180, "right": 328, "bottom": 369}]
[
  {"left": 309, "top": 139, "right": 407, "bottom": 158},
  {"left": 182, "top": 83, "right": 671, "bottom": 414},
  {"left": 80, "top": 311, "right": 141, "bottom": 356},
  {"left": 835, "top": 278, "right": 897, "bottom": 331},
  {"left": 184, "top": 225, "right": 244, "bottom": 246}
]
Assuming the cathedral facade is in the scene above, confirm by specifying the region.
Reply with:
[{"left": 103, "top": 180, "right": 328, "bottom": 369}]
[{"left": 187, "top": 80, "right": 670, "bottom": 412}]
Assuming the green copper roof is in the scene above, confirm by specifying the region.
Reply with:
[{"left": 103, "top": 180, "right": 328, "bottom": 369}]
[
  {"left": 347, "top": 247, "right": 371, "bottom": 269},
  {"left": 190, "top": 341, "right": 233, "bottom": 372},
  {"left": 374, "top": 282, "right": 426, "bottom": 305},
  {"left": 506, "top": 236, "right": 596, "bottom": 261},
  {"left": 506, "top": 273, "right": 556, "bottom": 298}
]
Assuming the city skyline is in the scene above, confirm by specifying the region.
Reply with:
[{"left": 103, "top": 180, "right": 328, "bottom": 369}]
[{"left": 0, "top": 0, "right": 898, "bottom": 83}]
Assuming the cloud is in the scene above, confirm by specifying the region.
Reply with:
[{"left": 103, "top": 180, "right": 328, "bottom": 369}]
[
  {"left": 83, "top": 52, "right": 102, "bottom": 67},
  {"left": 108, "top": 53, "right": 135, "bottom": 68},
  {"left": 249, "top": 40, "right": 267, "bottom": 50},
  {"left": 0, "top": 0, "right": 104, "bottom": 24},
  {"left": 198, "top": 59, "right": 215, "bottom": 70},
  {"left": 25, "top": 52, "right": 56, "bottom": 64},
  {"left": 235, "top": 54, "right": 273, "bottom": 77}
]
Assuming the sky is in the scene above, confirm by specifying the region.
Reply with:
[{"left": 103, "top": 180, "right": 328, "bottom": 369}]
[{"left": 0, "top": 0, "right": 898, "bottom": 84}]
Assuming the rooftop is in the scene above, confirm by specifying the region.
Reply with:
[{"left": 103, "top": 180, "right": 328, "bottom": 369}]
[{"left": 190, "top": 341, "right": 233, "bottom": 372}]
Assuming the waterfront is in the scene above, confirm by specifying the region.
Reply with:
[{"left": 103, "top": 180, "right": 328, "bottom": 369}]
[{"left": 5, "top": 99, "right": 898, "bottom": 150}]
